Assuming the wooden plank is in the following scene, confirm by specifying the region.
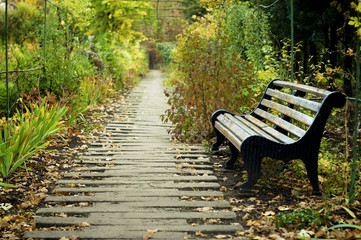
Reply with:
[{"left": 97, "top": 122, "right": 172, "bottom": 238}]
[
  {"left": 273, "top": 80, "right": 331, "bottom": 97},
  {"left": 254, "top": 109, "right": 306, "bottom": 138},
  {"left": 244, "top": 115, "right": 295, "bottom": 144},
  {"left": 223, "top": 114, "right": 260, "bottom": 136},
  {"left": 260, "top": 99, "right": 314, "bottom": 126},
  {"left": 217, "top": 114, "right": 252, "bottom": 141},
  {"left": 266, "top": 88, "right": 321, "bottom": 112},
  {"left": 214, "top": 121, "right": 242, "bottom": 150},
  {"left": 233, "top": 115, "right": 279, "bottom": 142}
]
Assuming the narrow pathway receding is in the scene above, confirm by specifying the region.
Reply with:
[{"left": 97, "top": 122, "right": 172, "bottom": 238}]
[{"left": 25, "top": 71, "right": 243, "bottom": 239}]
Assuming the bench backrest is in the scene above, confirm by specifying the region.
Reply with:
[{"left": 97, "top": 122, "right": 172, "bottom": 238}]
[{"left": 251, "top": 79, "right": 346, "bottom": 143}]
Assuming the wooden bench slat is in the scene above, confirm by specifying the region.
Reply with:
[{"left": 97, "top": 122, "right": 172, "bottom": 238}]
[
  {"left": 273, "top": 80, "right": 331, "bottom": 97},
  {"left": 266, "top": 88, "right": 321, "bottom": 112},
  {"left": 244, "top": 115, "right": 295, "bottom": 144},
  {"left": 224, "top": 114, "right": 259, "bottom": 136},
  {"left": 254, "top": 109, "right": 306, "bottom": 138},
  {"left": 217, "top": 115, "right": 252, "bottom": 141},
  {"left": 214, "top": 121, "right": 242, "bottom": 150},
  {"left": 260, "top": 99, "right": 314, "bottom": 126},
  {"left": 231, "top": 115, "right": 280, "bottom": 142}
]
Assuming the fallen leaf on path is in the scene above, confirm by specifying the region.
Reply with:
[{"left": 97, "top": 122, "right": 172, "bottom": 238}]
[
  {"left": 215, "top": 234, "right": 228, "bottom": 239},
  {"left": 143, "top": 229, "right": 158, "bottom": 240},
  {"left": 195, "top": 232, "right": 207, "bottom": 237},
  {"left": 79, "top": 222, "right": 91, "bottom": 227}
]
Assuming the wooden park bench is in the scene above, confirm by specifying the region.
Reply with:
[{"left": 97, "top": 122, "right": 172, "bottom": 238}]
[{"left": 211, "top": 79, "right": 346, "bottom": 195}]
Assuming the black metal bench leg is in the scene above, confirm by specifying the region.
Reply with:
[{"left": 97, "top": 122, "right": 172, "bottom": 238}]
[
  {"left": 211, "top": 110, "right": 229, "bottom": 151},
  {"left": 304, "top": 157, "right": 321, "bottom": 196},
  {"left": 239, "top": 151, "right": 262, "bottom": 192},
  {"left": 211, "top": 128, "right": 225, "bottom": 151},
  {"left": 224, "top": 142, "right": 239, "bottom": 169}
]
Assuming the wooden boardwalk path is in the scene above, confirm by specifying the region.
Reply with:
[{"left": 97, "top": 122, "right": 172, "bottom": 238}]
[{"left": 25, "top": 71, "right": 243, "bottom": 239}]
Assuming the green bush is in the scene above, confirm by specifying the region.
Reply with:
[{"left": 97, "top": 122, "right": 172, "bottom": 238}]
[
  {"left": 156, "top": 42, "right": 176, "bottom": 65},
  {"left": 96, "top": 38, "right": 148, "bottom": 90},
  {"left": 223, "top": 2, "right": 273, "bottom": 70}
]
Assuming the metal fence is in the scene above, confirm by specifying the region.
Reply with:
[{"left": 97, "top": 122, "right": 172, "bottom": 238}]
[{"left": 1, "top": 0, "right": 62, "bottom": 119}]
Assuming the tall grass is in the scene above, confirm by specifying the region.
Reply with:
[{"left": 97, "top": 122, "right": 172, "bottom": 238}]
[{"left": 65, "top": 76, "right": 114, "bottom": 127}]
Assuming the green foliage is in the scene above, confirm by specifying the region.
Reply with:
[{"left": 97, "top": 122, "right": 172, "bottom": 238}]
[
  {"left": 0, "top": 0, "right": 149, "bottom": 117},
  {"left": 156, "top": 42, "right": 176, "bottom": 65},
  {"left": 0, "top": 82, "right": 18, "bottom": 116},
  {"left": 276, "top": 208, "right": 326, "bottom": 229},
  {"left": 0, "top": 98, "right": 67, "bottom": 180},
  {"left": 163, "top": 1, "right": 273, "bottom": 142},
  {"left": 0, "top": 1, "right": 43, "bottom": 44},
  {"left": 181, "top": 0, "right": 207, "bottom": 20},
  {"left": 163, "top": 11, "right": 263, "bottom": 142},
  {"left": 317, "top": 138, "right": 360, "bottom": 198},
  {"left": 72, "top": 76, "right": 113, "bottom": 115},
  {"left": 222, "top": 2, "right": 273, "bottom": 70},
  {"left": 54, "top": 0, "right": 95, "bottom": 33},
  {"left": 95, "top": 39, "right": 148, "bottom": 89},
  {"left": 90, "top": 0, "right": 154, "bottom": 42}
]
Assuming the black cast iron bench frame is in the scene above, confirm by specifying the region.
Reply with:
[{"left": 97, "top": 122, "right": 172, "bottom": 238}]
[{"left": 211, "top": 79, "right": 346, "bottom": 195}]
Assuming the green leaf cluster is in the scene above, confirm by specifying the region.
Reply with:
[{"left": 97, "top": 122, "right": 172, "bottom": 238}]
[
  {"left": 276, "top": 208, "right": 326, "bottom": 229},
  {"left": 0, "top": 98, "right": 67, "bottom": 181}
]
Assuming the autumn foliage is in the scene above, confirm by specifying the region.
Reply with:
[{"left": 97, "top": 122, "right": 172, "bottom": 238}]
[{"left": 163, "top": 5, "right": 270, "bottom": 142}]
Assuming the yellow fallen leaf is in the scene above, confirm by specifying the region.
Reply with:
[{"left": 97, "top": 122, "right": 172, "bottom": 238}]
[{"left": 215, "top": 234, "right": 228, "bottom": 239}]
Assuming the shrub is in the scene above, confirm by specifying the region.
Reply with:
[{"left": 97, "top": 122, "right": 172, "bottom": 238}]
[
  {"left": 156, "top": 42, "right": 176, "bottom": 66},
  {"left": 223, "top": 1, "right": 273, "bottom": 70},
  {"left": 99, "top": 40, "right": 148, "bottom": 90},
  {"left": 163, "top": 5, "right": 270, "bottom": 142}
]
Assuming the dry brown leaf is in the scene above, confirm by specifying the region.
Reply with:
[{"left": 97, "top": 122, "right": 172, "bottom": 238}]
[
  {"left": 143, "top": 229, "right": 158, "bottom": 240},
  {"left": 263, "top": 210, "right": 275, "bottom": 216},
  {"left": 314, "top": 227, "right": 328, "bottom": 238},
  {"left": 2, "top": 233, "right": 19, "bottom": 240},
  {"left": 58, "top": 212, "right": 67, "bottom": 218},
  {"left": 196, "top": 207, "right": 213, "bottom": 212},
  {"left": 269, "top": 233, "right": 284, "bottom": 240},
  {"left": 195, "top": 232, "right": 207, "bottom": 237},
  {"left": 79, "top": 222, "right": 91, "bottom": 227},
  {"left": 277, "top": 206, "right": 290, "bottom": 211},
  {"left": 242, "top": 213, "right": 252, "bottom": 220}
]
